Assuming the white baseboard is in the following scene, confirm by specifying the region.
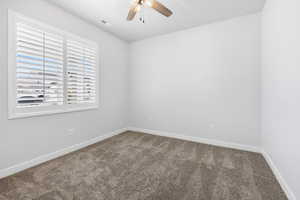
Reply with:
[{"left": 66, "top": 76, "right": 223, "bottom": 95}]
[
  {"left": 0, "top": 128, "right": 127, "bottom": 179},
  {"left": 127, "top": 127, "right": 261, "bottom": 153},
  {"left": 262, "top": 150, "right": 296, "bottom": 200}
]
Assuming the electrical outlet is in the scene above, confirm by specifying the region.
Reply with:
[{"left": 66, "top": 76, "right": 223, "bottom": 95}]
[
  {"left": 209, "top": 123, "right": 215, "bottom": 128},
  {"left": 67, "top": 128, "right": 76, "bottom": 135}
]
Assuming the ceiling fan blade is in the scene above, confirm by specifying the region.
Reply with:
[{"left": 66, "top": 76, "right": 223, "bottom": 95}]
[
  {"left": 150, "top": 0, "right": 173, "bottom": 17},
  {"left": 127, "top": 2, "right": 140, "bottom": 21}
]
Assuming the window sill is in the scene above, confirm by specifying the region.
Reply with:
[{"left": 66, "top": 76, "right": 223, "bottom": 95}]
[{"left": 8, "top": 105, "right": 99, "bottom": 120}]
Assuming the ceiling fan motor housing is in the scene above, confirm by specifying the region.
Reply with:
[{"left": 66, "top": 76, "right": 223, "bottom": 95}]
[{"left": 127, "top": 0, "right": 173, "bottom": 21}]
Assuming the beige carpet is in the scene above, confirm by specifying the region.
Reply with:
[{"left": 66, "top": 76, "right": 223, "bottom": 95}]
[{"left": 0, "top": 131, "right": 287, "bottom": 200}]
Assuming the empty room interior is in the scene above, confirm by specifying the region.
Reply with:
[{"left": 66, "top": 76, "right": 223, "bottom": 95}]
[{"left": 0, "top": 0, "right": 299, "bottom": 199}]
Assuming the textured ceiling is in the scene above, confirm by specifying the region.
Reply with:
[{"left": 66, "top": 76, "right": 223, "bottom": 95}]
[{"left": 47, "top": 0, "right": 265, "bottom": 42}]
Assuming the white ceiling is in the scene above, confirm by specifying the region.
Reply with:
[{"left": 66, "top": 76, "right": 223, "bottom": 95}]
[{"left": 47, "top": 0, "right": 265, "bottom": 42}]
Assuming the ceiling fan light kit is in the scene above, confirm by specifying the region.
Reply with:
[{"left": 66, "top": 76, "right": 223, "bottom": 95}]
[{"left": 127, "top": 0, "right": 173, "bottom": 22}]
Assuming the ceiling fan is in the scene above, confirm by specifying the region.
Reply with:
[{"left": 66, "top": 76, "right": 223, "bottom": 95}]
[{"left": 127, "top": 0, "right": 173, "bottom": 21}]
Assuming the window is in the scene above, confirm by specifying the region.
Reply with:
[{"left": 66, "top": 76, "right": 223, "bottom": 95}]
[
  {"left": 8, "top": 11, "right": 99, "bottom": 119},
  {"left": 66, "top": 39, "right": 97, "bottom": 105},
  {"left": 15, "top": 23, "right": 64, "bottom": 108}
]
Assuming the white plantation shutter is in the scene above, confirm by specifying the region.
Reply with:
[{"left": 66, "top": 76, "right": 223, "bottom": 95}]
[
  {"left": 66, "top": 39, "right": 97, "bottom": 104},
  {"left": 16, "top": 22, "right": 64, "bottom": 107},
  {"left": 8, "top": 11, "right": 98, "bottom": 119}
]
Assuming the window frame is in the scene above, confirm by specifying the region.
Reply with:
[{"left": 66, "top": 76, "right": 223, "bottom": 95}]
[{"left": 8, "top": 10, "right": 99, "bottom": 119}]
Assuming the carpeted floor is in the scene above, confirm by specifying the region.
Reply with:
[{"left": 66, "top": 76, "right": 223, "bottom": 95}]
[{"left": 0, "top": 131, "right": 287, "bottom": 200}]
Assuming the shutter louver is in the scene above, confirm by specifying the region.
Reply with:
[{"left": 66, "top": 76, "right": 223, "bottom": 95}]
[
  {"left": 66, "top": 40, "right": 96, "bottom": 104},
  {"left": 16, "top": 23, "right": 64, "bottom": 107}
]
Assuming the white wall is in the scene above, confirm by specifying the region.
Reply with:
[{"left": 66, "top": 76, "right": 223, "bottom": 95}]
[
  {"left": 0, "top": 0, "right": 128, "bottom": 170},
  {"left": 261, "top": 0, "right": 300, "bottom": 199},
  {"left": 129, "top": 14, "right": 261, "bottom": 147}
]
